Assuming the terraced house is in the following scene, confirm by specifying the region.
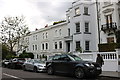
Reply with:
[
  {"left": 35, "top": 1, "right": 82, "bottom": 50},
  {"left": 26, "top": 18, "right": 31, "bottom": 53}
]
[
  {"left": 18, "top": 0, "right": 120, "bottom": 59},
  {"left": 98, "top": 0, "right": 120, "bottom": 51}
]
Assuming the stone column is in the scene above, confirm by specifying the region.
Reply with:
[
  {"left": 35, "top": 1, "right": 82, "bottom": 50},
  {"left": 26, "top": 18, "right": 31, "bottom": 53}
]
[{"left": 116, "top": 49, "right": 120, "bottom": 72}]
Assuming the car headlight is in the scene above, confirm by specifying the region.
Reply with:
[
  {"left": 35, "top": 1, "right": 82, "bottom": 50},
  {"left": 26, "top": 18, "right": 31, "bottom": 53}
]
[
  {"left": 37, "top": 65, "right": 43, "bottom": 67},
  {"left": 85, "top": 63, "right": 90, "bottom": 67},
  {"left": 85, "top": 63, "right": 94, "bottom": 67}
]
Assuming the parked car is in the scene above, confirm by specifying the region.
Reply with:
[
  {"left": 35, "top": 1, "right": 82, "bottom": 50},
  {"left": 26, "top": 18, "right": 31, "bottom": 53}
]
[
  {"left": 2, "top": 60, "right": 10, "bottom": 67},
  {"left": 7, "top": 58, "right": 26, "bottom": 69},
  {"left": 22, "top": 59, "right": 46, "bottom": 72},
  {"left": 46, "top": 54, "right": 102, "bottom": 79}
]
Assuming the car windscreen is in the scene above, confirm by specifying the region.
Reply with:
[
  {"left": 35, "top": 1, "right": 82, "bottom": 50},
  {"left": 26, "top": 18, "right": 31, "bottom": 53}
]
[
  {"left": 68, "top": 55, "right": 82, "bottom": 61},
  {"left": 34, "top": 60, "right": 45, "bottom": 63},
  {"left": 18, "top": 59, "right": 25, "bottom": 62}
]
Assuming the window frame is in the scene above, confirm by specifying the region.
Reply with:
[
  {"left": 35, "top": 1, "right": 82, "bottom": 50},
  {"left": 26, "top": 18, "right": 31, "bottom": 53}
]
[
  {"left": 75, "top": 22, "right": 80, "bottom": 33},
  {"left": 85, "top": 22, "right": 89, "bottom": 32},
  {"left": 84, "top": 7, "right": 88, "bottom": 15},
  {"left": 75, "top": 7, "right": 80, "bottom": 15},
  {"left": 85, "top": 41, "right": 90, "bottom": 51},
  {"left": 76, "top": 41, "right": 80, "bottom": 50},
  {"left": 59, "top": 41, "right": 62, "bottom": 49}
]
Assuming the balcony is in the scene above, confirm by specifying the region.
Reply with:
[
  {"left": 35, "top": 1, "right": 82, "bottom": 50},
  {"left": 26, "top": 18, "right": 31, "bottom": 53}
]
[
  {"left": 101, "top": 22, "right": 117, "bottom": 33},
  {"left": 64, "top": 36, "right": 73, "bottom": 41}
]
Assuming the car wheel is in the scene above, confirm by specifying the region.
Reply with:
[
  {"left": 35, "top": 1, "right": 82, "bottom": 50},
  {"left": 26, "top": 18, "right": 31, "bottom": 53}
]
[
  {"left": 74, "top": 67, "right": 84, "bottom": 79},
  {"left": 11, "top": 64, "right": 16, "bottom": 69},
  {"left": 33, "top": 67, "right": 38, "bottom": 73},
  {"left": 47, "top": 67, "right": 54, "bottom": 75},
  {"left": 23, "top": 66, "right": 26, "bottom": 71}
]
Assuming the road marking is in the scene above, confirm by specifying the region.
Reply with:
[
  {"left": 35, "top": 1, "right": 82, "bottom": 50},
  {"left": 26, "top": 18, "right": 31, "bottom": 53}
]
[{"left": 3, "top": 73, "right": 24, "bottom": 80}]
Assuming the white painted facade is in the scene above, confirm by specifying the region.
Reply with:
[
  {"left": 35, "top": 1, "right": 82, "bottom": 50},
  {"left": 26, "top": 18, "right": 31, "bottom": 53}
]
[
  {"left": 99, "top": 1, "right": 120, "bottom": 44},
  {"left": 19, "top": 0, "right": 99, "bottom": 58},
  {"left": 66, "top": 1, "right": 98, "bottom": 52},
  {"left": 22, "top": 22, "right": 68, "bottom": 59}
]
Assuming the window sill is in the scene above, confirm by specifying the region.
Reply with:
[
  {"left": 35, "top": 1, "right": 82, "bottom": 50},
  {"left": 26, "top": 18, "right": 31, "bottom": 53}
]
[
  {"left": 84, "top": 32, "right": 91, "bottom": 34},
  {"left": 83, "top": 13, "right": 90, "bottom": 16},
  {"left": 74, "top": 14, "right": 81, "bottom": 17},
  {"left": 83, "top": 50, "right": 91, "bottom": 52},
  {"left": 74, "top": 32, "right": 82, "bottom": 35}
]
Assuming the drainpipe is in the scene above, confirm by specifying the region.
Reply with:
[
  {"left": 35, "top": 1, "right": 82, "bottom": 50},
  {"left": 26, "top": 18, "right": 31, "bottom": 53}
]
[{"left": 96, "top": 0, "right": 101, "bottom": 51}]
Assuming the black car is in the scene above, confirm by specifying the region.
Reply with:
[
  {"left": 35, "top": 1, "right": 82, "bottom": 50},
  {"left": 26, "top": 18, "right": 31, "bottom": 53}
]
[
  {"left": 46, "top": 54, "right": 102, "bottom": 79},
  {"left": 8, "top": 58, "right": 26, "bottom": 69}
]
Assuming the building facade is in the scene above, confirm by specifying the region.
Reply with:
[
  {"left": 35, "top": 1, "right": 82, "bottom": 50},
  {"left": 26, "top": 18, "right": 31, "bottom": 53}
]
[
  {"left": 21, "top": 22, "right": 68, "bottom": 58},
  {"left": 19, "top": 0, "right": 100, "bottom": 58},
  {"left": 65, "top": 1, "right": 98, "bottom": 53},
  {"left": 99, "top": 1, "right": 120, "bottom": 44}
]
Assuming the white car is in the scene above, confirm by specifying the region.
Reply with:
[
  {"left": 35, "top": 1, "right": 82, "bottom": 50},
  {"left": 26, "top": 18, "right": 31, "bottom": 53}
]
[{"left": 22, "top": 59, "right": 46, "bottom": 72}]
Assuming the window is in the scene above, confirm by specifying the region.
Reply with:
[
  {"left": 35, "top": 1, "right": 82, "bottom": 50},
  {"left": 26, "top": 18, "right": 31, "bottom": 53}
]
[
  {"left": 85, "top": 41, "right": 90, "bottom": 51},
  {"left": 36, "top": 35, "right": 37, "bottom": 40},
  {"left": 60, "top": 55, "right": 68, "bottom": 60},
  {"left": 53, "top": 55, "right": 61, "bottom": 61},
  {"left": 68, "top": 16, "right": 70, "bottom": 22},
  {"left": 107, "top": 37, "right": 114, "bottom": 43},
  {"left": 46, "top": 32, "right": 48, "bottom": 38},
  {"left": 55, "top": 30, "right": 57, "bottom": 36},
  {"left": 75, "top": 7, "right": 80, "bottom": 15},
  {"left": 46, "top": 43, "right": 48, "bottom": 50},
  {"left": 59, "top": 41, "right": 62, "bottom": 49},
  {"left": 84, "top": 7, "right": 88, "bottom": 15},
  {"left": 42, "top": 43, "right": 44, "bottom": 50},
  {"left": 85, "top": 22, "right": 89, "bottom": 32},
  {"left": 43, "top": 33, "right": 44, "bottom": 39},
  {"left": 59, "top": 29, "right": 61, "bottom": 36},
  {"left": 106, "top": 14, "right": 112, "bottom": 24},
  {"left": 76, "top": 41, "right": 80, "bottom": 50},
  {"left": 35, "top": 45, "right": 37, "bottom": 50},
  {"left": 33, "top": 45, "right": 34, "bottom": 50},
  {"left": 55, "top": 42, "right": 57, "bottom": 49},
  {"left": 76, "top": 22, "right": 80, "bottom": 33},
  {"left": 68, "top": 28, "right": 70, "bottom": 36}
]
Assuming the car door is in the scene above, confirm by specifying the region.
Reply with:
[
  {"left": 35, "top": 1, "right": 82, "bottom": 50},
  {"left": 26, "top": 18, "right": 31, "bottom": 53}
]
[
  {"left": 60, "top": 55, "right": 72, "bottom": 73},
  {"left": 26, "top": 59, "right": 33, "bottom": 70},
  {"left": 52, "top": 55, "right": 61, "bottom": 72}
]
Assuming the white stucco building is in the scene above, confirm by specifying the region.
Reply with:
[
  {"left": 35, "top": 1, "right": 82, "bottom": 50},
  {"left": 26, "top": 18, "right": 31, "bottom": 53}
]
[
  {"left": 18, "top": 0, "right": 100, "bottom": 58},
  {"left": 21, "top": 22, "right": 68, "bottom": 58},
  {"left": 65, "top": 1, "right": 98, "bottom": 53},
  {"left": 99, "top": 1, "right": 120, "bottom": 44}
]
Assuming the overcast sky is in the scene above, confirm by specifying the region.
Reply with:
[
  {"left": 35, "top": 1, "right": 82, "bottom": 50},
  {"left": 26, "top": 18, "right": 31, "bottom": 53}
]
[{"left": 0, "top": 0, "right": 75, "bottom": 31}]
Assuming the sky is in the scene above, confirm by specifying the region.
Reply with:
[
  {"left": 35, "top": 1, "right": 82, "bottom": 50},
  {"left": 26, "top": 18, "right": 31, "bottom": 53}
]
[{"left": 0, "top": 0, "right": 75, "bottom": 31}]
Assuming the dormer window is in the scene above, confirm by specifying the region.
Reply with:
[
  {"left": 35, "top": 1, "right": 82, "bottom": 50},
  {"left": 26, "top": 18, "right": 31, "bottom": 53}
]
[{"left": 75, "top": 7, "right": 80, "bottom": 15}]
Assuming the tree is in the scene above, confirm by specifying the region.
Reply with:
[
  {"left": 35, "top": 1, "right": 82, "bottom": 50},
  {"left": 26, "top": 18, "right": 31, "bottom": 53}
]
[{"left": 0, "top": 16, "right": 30, "bottom": 54}]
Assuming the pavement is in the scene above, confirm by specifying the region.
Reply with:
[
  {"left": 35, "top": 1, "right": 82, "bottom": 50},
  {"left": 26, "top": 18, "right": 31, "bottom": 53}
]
[{"left": 100, "top": 71, "right": 120, "bottom": 79}]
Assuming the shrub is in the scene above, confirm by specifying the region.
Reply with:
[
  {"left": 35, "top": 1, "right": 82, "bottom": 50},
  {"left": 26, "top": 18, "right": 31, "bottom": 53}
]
[
  {"left": 19, "top": 52, "right": 34, "bottom": 59},
  {"left": 98, "top": 43, "right": 116, "bottom": 52}
]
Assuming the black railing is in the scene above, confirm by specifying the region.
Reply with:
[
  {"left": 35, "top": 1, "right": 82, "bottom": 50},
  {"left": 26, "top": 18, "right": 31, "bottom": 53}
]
[{"left": 101, "top": 22, "right": 117, "bottom": 32}]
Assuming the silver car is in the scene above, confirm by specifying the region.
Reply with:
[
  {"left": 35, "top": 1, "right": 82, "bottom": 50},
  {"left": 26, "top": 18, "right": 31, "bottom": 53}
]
[{"left": 22, "top": 59, "right": 46, "bottom": 72}]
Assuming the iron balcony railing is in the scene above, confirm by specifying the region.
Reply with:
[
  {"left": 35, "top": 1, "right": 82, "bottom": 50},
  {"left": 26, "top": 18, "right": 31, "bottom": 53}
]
[{"left": 101, "top": 22, "right": 117, "bottom": 32}]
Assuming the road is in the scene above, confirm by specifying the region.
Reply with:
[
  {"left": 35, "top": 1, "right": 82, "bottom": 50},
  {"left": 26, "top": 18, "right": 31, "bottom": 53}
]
[{"left": 2, "top": 68, "right": 119, "bottom": 80}]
